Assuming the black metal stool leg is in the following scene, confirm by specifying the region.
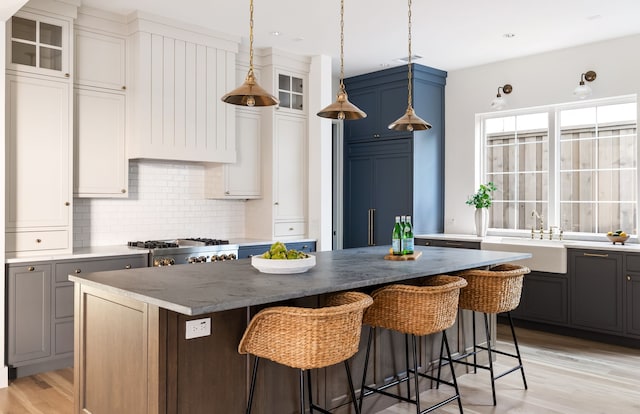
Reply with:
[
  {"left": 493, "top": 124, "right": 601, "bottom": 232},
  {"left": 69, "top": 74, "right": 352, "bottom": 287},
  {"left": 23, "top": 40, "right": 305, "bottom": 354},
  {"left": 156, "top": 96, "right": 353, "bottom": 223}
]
[
  {"left": 358, "top": 327, "right": 374, "bottom": 413},
  {"left": 308, "top": 369, "right": 315, "bottom": 413},
  {"left": 507, "top": 312, "right": 528, "bottom": 389},
  {"left": 472, "top": 311, "right": 478, "bottom": 374},
  {"left": 343, "top": 360, "right": 361, "bottom": 414},
  {"left": 300, "top": 370, "right": 306, "bottom": 414},
  {"left": 483, "top": 313, "right": 497, "bottom": 406},
  {"left": 435, "top": 333, "right": 445, "bottom": 389},
  {"left": 405, "top": 333, "right": 411, "bottom": 399},
  {"left": 442, "top": 331, "right": 464, "bottom": 414},
  {"left": 246, "top": 357, "right": 260, "bottom": 414},
  {"left": 411, "top": 334, "right": 421, "bottom": 414}
]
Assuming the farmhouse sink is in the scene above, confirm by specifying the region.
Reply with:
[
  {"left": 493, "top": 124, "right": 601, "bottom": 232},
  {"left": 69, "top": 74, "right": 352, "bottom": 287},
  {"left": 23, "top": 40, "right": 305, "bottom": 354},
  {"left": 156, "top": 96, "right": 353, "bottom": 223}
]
[{"left": 481, "top": 237, "right": 571, "bottom": 273}]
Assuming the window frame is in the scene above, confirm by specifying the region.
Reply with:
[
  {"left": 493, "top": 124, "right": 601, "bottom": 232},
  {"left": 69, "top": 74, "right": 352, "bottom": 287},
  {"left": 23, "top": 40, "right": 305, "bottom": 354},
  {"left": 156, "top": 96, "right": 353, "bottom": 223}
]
[{"left": 477, "top": 94, "right": 638, "bottom": 240}]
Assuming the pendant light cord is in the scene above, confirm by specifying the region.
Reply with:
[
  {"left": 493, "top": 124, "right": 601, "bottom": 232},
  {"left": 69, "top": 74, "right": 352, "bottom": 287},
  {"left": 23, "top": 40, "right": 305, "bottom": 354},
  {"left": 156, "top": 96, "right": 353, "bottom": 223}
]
[
  {"left": 339, "top": 0, "right": 345, "bottom": 92},
  {"left": 407, "top": 0, "right": 413, "bottom": 108},
  {"left": 248, "top": 0, "right": 255, "bottom": 75}
]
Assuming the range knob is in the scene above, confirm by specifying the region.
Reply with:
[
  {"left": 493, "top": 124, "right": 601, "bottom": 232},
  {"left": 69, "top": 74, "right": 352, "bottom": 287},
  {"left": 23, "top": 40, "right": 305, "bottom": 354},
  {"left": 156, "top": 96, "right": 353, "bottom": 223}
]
[
  {"left": 198, "top": 256, "right": 208, "bottom": 263},
  {"left": 211, "top": 255, "right": 219, "bottom": 262},
  {"left": 228, "top": 253, "right": 237, "bottom": 260},
  {"left": 187, "top": 257, "right": 197, "bottom": 264}
]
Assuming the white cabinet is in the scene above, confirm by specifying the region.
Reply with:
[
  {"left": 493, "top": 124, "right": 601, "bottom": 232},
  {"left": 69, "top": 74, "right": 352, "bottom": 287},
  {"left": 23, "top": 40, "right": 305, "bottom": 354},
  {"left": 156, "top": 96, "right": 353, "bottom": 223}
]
[
  {"left": 73, "top": 88, "right": 127, "bottom": 197},
  {"left": 273, "top": 114, "right": 306, "bottom": 222},
  {"left": 7, "top": 11, "right": 72, "bottom": 79},
  {"left": 206, "top": 108, "right": 261, "bottom": 199},
  {"left": 127, "top": 16, "right": 238, "bottom": 163},
  {"left": 74, "top": 29, "right": 126, "bottom": 90},
  {"left": 5, "top": 74, "right": 72, "bottom": 254}
]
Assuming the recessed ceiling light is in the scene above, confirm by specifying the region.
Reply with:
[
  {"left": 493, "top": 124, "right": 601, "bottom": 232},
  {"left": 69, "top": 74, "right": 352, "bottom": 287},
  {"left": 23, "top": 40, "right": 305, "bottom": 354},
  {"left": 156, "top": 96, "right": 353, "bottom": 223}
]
[
  {"left": 503, "top": 33, "right": 516, "bottom": 38},
  {"left": 271, "top": 31, "right": 281, "bottom": 36},
  {"left": 587, "top": 14, "right": 602, "bottom": 20},
  {"left": 293, "top": 36, "right": 305, "bottom": 42},
  {"left": 394, "top": 54, "right": 422, "bottom": 63}
]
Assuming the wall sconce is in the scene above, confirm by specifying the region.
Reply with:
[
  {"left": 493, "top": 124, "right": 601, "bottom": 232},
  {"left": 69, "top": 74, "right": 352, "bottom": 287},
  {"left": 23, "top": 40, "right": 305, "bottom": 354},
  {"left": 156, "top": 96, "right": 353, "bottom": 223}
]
[
  {"left": 573, "top": 70, "right": 597, "bottom": 99},
  {"left": 490, "top": 84, "right": 513, "bottom": 110}
]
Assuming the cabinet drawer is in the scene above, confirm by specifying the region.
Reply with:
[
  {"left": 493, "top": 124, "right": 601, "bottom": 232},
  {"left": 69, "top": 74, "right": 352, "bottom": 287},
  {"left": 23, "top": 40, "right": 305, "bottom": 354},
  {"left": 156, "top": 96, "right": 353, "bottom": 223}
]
[
  {"left": 6, "top": 230, "right": 69, "bottom": 252},
  {"left": 55, "top": 255, "right": 147, "bottom": 282},
  {"left": 55, "top": 285, "right": 74, "bottom": 319},
  {"left": 417, "top": 238, "right": 481, "bottom": 250},
  {"left": 627, "top": 254, "right": 640, "bottom": 272},
  {"left": 54, "top": 320, "right": 74, "bottom": 355},
  {"left": 274, "top": 222, "right": 305, "bottom": 237}
]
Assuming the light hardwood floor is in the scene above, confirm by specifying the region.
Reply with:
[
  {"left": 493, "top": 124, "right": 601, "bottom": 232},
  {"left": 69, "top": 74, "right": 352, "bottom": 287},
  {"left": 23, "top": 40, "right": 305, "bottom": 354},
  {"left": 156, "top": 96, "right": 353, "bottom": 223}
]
[{"left": 1, "top": 325, "right": 639, "bottom": 413}]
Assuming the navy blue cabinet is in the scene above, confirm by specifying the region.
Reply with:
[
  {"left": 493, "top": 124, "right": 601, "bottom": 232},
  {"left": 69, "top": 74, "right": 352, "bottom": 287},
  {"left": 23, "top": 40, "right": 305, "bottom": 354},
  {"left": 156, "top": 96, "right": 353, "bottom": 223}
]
[{"left": 343, "top": 64, "right": 447, "bottom": 247}]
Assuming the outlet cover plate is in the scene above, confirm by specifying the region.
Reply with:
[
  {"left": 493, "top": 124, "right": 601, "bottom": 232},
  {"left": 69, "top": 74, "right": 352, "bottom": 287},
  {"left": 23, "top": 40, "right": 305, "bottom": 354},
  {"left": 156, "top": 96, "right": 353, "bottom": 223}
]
[{"left": 185, "top": 317, "right": 211, "bottom": 339}]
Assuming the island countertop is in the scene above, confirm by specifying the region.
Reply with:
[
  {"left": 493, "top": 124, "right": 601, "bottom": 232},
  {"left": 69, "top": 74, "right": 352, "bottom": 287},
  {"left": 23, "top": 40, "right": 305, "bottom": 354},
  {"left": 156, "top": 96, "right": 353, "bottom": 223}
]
[{"left": 69, "top": 245, "right": 530, "bottom": 316}]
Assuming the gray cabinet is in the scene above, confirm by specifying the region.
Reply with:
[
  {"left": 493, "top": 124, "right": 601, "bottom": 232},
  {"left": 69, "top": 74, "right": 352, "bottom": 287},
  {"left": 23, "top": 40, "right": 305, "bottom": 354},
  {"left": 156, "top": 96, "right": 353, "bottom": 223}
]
[
  {"left": 510, "top": 271, "right": 568, "bottom": 325},
  {"left": 570, "top": 249, "right": 623, "bottom": 334},
  {"left": 625, "top": 254, "right": 640, "bottom": 337},
  {"left": 237, "top": 241, "right": 316, "bottom": 259},
  {"left": 415, "top": 238, "right": 481, "bottom": 250},
  {"left": 6, "top": 254, "right": 147, "bottom": 375},
  {"left": 7, "top": 264, "right": 52, "bottom": 365}
]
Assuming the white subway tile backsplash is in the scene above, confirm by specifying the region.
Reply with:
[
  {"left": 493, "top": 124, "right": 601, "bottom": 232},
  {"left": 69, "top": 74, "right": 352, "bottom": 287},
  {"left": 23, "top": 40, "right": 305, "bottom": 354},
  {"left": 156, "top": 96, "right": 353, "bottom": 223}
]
[{"left": 73, "top": 160, "right": 246, "bottom": 248}]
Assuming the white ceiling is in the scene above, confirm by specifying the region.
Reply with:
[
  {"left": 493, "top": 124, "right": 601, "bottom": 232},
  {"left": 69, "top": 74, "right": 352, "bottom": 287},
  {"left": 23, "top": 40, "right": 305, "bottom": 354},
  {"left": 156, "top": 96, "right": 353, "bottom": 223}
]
[{"left": 80, "top": 0, "right": 640, "bottom": 77}]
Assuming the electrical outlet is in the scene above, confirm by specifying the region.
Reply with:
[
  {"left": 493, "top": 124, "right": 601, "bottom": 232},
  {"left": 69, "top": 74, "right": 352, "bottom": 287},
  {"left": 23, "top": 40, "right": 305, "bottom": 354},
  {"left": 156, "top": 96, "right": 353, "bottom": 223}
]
[{"left": 185, "top": 317, "right": 211, "bottom": 339}]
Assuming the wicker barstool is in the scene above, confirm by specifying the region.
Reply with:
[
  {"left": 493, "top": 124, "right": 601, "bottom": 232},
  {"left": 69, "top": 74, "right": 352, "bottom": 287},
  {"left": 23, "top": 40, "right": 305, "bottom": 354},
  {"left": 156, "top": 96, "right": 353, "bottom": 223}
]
[
  {"left": 238, "top": 291, "right": 373, "bottom": 414},
  {"left": 358, "top": 275, "right": 468, "bottom": 414},
  {"left": 437, "top": 263, "right": 530, "bottom": 406}
]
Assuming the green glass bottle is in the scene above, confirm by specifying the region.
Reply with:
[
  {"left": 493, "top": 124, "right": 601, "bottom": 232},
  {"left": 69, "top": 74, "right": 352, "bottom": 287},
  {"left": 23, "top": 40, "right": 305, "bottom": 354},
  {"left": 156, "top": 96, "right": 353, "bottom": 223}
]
[
  {"left": 403, "top": 215, "right": 414, "bottom": 255},
  {"left": 392, "top": 216, "right": 402, "bottom": 255}
]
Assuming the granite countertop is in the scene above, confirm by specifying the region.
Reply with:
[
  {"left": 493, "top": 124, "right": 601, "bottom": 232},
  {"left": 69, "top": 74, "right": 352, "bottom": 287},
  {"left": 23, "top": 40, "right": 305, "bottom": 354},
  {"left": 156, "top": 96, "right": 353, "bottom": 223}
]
[{"left": 69, "top": 245, "right": 530, "bottom": 316}]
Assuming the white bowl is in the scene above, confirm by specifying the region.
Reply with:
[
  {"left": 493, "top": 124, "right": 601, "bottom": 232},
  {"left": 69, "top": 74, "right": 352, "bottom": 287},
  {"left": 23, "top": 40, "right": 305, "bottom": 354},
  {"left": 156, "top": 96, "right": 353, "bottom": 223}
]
[{"left": 251, "top": 255, "right": 316, "bottom": 274}]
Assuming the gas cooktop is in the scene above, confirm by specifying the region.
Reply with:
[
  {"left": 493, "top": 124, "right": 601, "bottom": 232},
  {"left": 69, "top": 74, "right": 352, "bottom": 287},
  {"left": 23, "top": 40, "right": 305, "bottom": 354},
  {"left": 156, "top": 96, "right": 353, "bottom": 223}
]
[{"left": 127, "top": 238, "right": 230, "bottom": 249}]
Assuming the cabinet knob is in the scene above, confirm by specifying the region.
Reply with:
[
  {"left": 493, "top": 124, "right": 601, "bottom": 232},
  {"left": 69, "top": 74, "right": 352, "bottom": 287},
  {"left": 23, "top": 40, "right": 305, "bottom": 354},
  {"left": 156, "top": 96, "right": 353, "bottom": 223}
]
[
  {"left": 74, "top": 269, "right": 81, "bottom": 274},
  {"left": 121, "top": 189, "right": 126, "bottom": 194},
  {"left": 36, "top": 238, "right": 42, "bottom": 243},
  {"left": 28, "top": 266, "right": 35, "bottom": 271},
  {"left": 225, "top": 191, "right": 230, "bottom": 195},
  {"left": 122, "top": 86, "right": 126, "bottom": 90},
  {"left": 65, "top": 73, "right": 70, "bottom": 78},
  {"left": 274, "top": 202, "right": 279, "bottom": 206},
  {"left": 125, "top": 264, "right": 132, "bottom": 269},
  {"left": 289, "top": 227, "right": 294, "bottom": 231},
  {"left": 628, "top": 275, "right": 632, "bottom": 281},
  {"left": 65, "top": 201, "right": 70, "bottom": 206}
]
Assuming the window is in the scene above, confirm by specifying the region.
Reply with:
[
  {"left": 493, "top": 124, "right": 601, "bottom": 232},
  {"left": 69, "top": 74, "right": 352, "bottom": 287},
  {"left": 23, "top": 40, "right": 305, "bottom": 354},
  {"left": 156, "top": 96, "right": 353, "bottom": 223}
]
[{"left": 481, "top": 97, "right": 637, "bottom": 235}]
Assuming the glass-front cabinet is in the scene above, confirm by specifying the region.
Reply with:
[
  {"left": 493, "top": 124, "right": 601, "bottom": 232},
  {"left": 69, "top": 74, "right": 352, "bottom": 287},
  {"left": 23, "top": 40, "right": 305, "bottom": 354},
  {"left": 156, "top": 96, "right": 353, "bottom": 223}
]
[
  {"left": 278, "top": 73, "right": 304, "bottom": 111},
  {"left": 8, "top": 11, "right": 70, "bottom": 78}
]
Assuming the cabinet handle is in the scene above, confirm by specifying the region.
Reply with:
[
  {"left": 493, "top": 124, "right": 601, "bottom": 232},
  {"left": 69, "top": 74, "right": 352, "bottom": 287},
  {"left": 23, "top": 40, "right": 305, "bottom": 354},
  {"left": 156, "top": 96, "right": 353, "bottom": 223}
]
[
  {"left": 367, "top": 208, "right": 376, "bottom": 246},
  {"left": 65, "top": 201, "right": 70, "bottom": 206},
  {"left": 125, "top": 264, "right": 132, "bottom": 269},
  {"left": 274, "top": 202, "right": 279, "bottom": 206},
  {"left": 583, "top": 253, "right": 609, "bottom": 258},
  {"left": 121, "top": 189, "right": 126, "bottom": 194},
  {"left": 28, "top": 266, "right": 35, "bottom": 271},
  {"left": 289, "top": 227, "right": 294, "bottom": 231},
  {"left": 628, "top": 275, "right": 632, "bottom": 281},
  {"left": 122, "top": 86, "right": 126, "bottom": 90},
  {"left": 36, "top": 239, "right": 42, "bottom": 243},
  {"left": 65, "top": 73, "right": 70, "bottom": 78},
  {"left": 225, "top": 191, "right": 230, "bottom": 195},
  {"left": 302, "top": 245, "right": 308, "bottom": 249},
  {"left": 74, "top": 269, "right": 81, "bottom": 274},
  {"left": 445, "top": 242, "right": 463, "bottom": 246}
]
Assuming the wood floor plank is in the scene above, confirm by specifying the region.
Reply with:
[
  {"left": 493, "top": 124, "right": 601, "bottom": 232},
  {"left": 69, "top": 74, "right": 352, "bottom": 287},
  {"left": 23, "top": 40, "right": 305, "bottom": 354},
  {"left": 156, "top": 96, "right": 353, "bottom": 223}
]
[{"left": 1, "top": 325, "right": 639, "bottom": 413}]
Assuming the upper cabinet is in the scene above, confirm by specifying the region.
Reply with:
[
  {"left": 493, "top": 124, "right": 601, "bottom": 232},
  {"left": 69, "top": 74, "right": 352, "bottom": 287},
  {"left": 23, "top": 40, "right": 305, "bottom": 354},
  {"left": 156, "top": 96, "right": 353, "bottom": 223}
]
[
  {"left": 74, "top": 29, "right": 126, "bottom": 90},
  {"left": 7, "top": 10, "right": 71, "bottom": 79},
  {"left": 127, "top": 14, "right": 239, "bottom": 163}
]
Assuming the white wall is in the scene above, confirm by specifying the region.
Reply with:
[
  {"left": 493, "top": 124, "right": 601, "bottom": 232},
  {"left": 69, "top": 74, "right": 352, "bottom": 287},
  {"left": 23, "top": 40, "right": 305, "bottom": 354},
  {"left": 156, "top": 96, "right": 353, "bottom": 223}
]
[
  {"left": 444, "top": 34, "right": 640, "bottom": 234},
  {"left": 73, "top": 160, "right": 246, "bottom": 247}
]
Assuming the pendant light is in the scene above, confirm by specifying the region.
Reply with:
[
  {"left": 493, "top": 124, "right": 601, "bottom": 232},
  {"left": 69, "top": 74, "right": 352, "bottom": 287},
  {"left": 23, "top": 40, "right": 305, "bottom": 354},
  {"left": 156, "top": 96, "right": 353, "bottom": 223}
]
[
  {"left": 221, "top": 0, "right": 278, "bottom": 107},
  {"left": 317, "top": 0, "right": 366, "bottom": 120},
  {"left": 388, "top": 0, "right": 431, "bottom": 131}
]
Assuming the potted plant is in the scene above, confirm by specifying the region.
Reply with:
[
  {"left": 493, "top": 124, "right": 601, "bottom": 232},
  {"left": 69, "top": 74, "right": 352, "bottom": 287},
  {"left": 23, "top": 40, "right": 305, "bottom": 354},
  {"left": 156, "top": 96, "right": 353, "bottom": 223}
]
[{"left": 466, "top": 182, "right": 497, "bottom": 237}]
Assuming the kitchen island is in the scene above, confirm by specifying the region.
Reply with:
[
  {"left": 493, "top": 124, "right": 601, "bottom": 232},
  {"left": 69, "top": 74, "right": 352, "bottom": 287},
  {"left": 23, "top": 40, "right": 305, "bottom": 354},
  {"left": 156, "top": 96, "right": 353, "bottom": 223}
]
[{"left": 70, "top": 245, "right": 530, "bottom": 414}]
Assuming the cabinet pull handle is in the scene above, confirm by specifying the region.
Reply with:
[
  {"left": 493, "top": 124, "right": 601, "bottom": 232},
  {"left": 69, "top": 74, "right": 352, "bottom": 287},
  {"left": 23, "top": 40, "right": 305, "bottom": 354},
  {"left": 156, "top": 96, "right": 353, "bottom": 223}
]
[
  {"left": 289, "top": 227, "right": 294, "bottom": 231},
  {"left": 122, "top": 86, "right": 126, "bottom": 90},
  {"left": 74, "top": 269, "right": 81, "bottom": 274},
  {"left": 121, "top": 189, "right": 126, "bottom": 194},
  {"left": 28, "top": 266, "right": 35, "bottom": 271},
  {"left": 445, "top": 242, "right": 463, "bottom": 246},
  {"left": 628, "top": 275, "right": 632, "bottom": 281},
  {"left": 367, "top": 208, "right": 376, "bottom": 246},
  {"left": 583, "top": 253, "right": 609, "bottom": 258},
  {"left": 65, "top": 73, "right": 70, "bottom": 78},
  {"left": 36, "top": 239, "right": 42, "bottom": 243},
  {"left": 274, "top": 202, "right": 279, "bottom": 206},
  {"left": 65, "top": 201, "right": 70, "bottom": 206},
  {"left": 367, "top": 209, "right": 372, "bottom": 246},
  {"left": 302, "top": 245, "right": 308, "bottom": 249},
  {"left": 125, "top": 264, "right": 132, "bottom": 269}
]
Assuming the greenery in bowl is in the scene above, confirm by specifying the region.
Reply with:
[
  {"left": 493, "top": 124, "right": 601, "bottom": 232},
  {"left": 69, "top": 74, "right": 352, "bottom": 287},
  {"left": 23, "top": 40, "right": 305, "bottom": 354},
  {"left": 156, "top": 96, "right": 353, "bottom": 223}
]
[{"left": 466, "top": 182, "right": 497, "bottom": 209}]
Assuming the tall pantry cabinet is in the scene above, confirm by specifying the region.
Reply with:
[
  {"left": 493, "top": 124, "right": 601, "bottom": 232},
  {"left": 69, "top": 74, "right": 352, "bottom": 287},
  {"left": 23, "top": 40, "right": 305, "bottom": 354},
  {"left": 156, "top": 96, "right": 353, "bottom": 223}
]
[
  {"left": 5, "top": 3, "right": 77, "bottom": 255},
  {"left": 343, "top": 64, "right": 447, "bottom": 248}
]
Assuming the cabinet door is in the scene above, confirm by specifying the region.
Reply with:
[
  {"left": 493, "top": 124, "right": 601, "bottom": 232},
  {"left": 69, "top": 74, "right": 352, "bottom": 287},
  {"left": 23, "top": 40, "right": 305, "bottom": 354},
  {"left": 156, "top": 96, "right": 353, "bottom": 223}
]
[
  {"left": 74, "top": 88, "right": 127, "bottom": 197},
  {"left": 344, "top": 151, "right": 374, "bottom": 248},
  {"left": 74, "top": 29, "right": 126, "bottom": 90},
  {"left": 6, "top": 74, "right": 71, "bottom": 229},
  {"left": 226, "top": 109, "right": 261, "bottom": 197},
  {"left": 570, "top": 250, "right": 623, "bottom": 333},
  {"left": 511, "top": 271, "right": 569, "bottom": 325},
  {"left": 274, "top": 115, "right": 306, "bottom": 220},
  {"left": 343, "top": 88, "right": 378, "bottom": 142},
  {"left": 8, "top": 12, "right": 71, "bottom": 78},
  {"left": 626, "top": 273, "right": 640, "bottom": 337},
  {"left": 7, "top": 264, "right": 52, "bottom": 364}
]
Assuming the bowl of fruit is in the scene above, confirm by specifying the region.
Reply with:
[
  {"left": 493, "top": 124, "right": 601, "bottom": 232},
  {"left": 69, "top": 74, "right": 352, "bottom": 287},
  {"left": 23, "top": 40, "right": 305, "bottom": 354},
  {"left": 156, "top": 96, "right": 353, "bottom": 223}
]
[
  {"left": 606, "top": 230, "right": 629, "bottom": 245},
  {"left": 251, "top": 242, "right": 316, "bottom": 274}
]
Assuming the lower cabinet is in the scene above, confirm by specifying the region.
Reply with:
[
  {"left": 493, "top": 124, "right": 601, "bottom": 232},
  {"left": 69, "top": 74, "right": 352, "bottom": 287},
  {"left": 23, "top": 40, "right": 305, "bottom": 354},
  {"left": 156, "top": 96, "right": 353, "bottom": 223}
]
[
  {"left": 6, "top": 254, "right": 148, "bottom": 376},
  {"left": 625, "top": 253, "right": 640, "bottom": 338},
  {"left": 510, "top": 271, "right": 568, "bottom": 325},
  {"left": 237, "top": 241, "right": 316, "bottom": 259}
]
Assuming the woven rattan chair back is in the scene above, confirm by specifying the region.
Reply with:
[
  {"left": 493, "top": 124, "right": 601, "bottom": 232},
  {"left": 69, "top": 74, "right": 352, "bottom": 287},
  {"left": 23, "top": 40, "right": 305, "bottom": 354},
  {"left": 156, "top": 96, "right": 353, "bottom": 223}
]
[
  {"left": 456, "top": 263, "right": 530, "bottom": 314},
  {"left": 238, "top": 291, "right": 373, "bottom": 370},
  {"left": 363, "top": 275, "right": 468, "bottom": 336}
]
